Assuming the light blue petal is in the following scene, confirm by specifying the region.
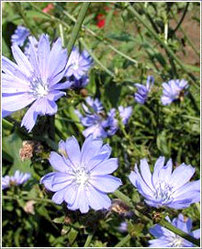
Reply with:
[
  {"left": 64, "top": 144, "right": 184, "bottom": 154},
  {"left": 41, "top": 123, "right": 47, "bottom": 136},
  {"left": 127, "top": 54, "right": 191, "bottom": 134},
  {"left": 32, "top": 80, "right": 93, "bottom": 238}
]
[
  {"left": 192, "top": 229, "right": 200, "bottom": 239},
  {"left": 49, "top": 152, "right": 70, "bottom": 173},
  {"left": 90, "top": 175, "right": 122, "bottom": 193},
  {"left": 68, "top": 186, "right": 89, "bottom": 213},
  {"left": 11, "top": 44, "right": 33, "bottom": 78},
  {"left": 158, "top": 159, "right": 173, "bottom": 183},
  {"left": 91, "top": 158, "right": 118, "bottom": 176},
  {"left": 51, "top": 173, "right": 72, "bottom": 191},
  {"left": 2, "top": 73, "right": 30, "bottom": 93},
  {"left": 172, "top": 180, "right": 200, "bottom": 199},
  {"left": 52, "top": 189, "right": 64, "bottom": 204},
  {"left": 129, "top": 165, "right": 154, "bottom": 199},
  {"left": 176, "top": 214, "right": 192, "bottom": 233},
  {"left": 3, "top": 92, "right": 35, "bottom": 113},
  {"left": 2, "top": 56, "right": 28, "bottom": 80},
  {"left": 86, "top": 184, "right": 111, "bottom": 210},
  {"left": 65, "top": 136, "right": 81, "bottom": 168},
  {"left": 64, "top": 182, "right": 78, "bottom": 205},
  {"left": 37, "top": 34, "right": 50, "bottom": 82},
  {"left": 170, "top": 163, "right": 195, "bottom": 190},
  {"left": 81, "top": 135, "right": 103, "bottom": 166},
  {"left": 88, "top": 144, "right": 112, "bottom": 170},
  {"left": 139, "top": 158, "right": 153, "bottom": 190},
  {"left": 48, "top": 38, "right": 67, "bottom": 84},
  {"left": 21, "top": 100, "right": 39, "bottom": 132},
  {"left": 40, "top": 172, "right": 56, "bottom": 191},
  {"left": 149, "top": 225, "right": 164, "bottom": 238},
  {"left": 152, "top": 156, "right": 165, "bottom": 186}
]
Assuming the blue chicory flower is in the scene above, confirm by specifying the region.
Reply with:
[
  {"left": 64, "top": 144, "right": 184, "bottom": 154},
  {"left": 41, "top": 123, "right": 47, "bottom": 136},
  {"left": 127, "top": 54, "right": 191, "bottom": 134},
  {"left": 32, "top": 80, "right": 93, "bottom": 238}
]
[
  {"left": 161, "top": 79, "right": 189, "bottom": 105},
  {"left": 149, "top": 213, "right": 200, "bottom": 247},
  {"left": 65, "top": 47, "right": 93, "bottom": 79},
  {"left": 103, "top": 108, "right": 118, "bottom": 136},
  {"left": 118, "top": 106, "right": 133, "bottom": 125},
  {"left": 41, "top": 135, "right": 122, "bottom": 213},
  {"left": 2, "top": 170, "right": 31, "bottom": 189},
  {"left": 75, "top": 97, "right": 118, "bottom": 139},
  {"left": 70, "top": 75, "right": 89, "bottom": 89},
  {"left": 129, "top": 156, "right": 200, "bottom": 209},
  {"left": 24, "top": 36, "right": 38, "bottom": 58},
  {"left": 2, "top": 34, "right": 71, "bottom": 132},
  {"left": 118, "top": 222, "right": 128, "bottom": 233},
  {"left": 134, "top": 75, "right": 154, "bottom": 104},
  {"left": 11, "top": 25, "right": 30, "bottom": 47}
]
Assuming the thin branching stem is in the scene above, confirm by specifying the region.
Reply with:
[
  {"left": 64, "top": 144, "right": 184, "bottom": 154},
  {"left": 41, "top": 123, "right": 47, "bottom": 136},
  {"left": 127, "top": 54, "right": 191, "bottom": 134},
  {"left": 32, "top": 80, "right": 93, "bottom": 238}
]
[{"left": 66, "top": 2, "right": 90, "bottom": 56}]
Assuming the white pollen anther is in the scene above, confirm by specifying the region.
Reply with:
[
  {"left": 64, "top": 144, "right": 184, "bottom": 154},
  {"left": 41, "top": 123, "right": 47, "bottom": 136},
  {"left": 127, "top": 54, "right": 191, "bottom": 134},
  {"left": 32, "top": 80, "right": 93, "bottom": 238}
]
[
  {"left": 170, "top": 236, "right": 184, "bottom": 247},
  {"left": 31, "top": 78, "right": 49, "bottom": 98},
  {"left": 154, "top": 181, "right": 173, "bottom": 204},
  {"left": 75, "top": 167, "right": 90, "bottom": 186}
]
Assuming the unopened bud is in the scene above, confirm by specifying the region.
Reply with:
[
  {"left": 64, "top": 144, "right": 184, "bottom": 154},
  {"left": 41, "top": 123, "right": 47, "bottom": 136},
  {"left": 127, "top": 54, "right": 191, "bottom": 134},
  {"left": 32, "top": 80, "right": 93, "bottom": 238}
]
[{"left": 80, "top": 88, "right": 88, "bottom": 97}]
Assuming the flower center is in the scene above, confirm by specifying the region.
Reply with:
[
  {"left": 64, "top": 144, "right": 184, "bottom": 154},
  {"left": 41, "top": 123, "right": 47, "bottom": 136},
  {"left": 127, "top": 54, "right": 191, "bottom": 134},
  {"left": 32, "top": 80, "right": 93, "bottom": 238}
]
[
  {"left": 30, "top": 77, "right": 49, "bottom": 98},
  {"left": 154, "top": 181, "right": 173, "bottom": 204},
  {"left": 170, "top": 236, "right": 184, "bottom": 247},
  {"left": 9, "top": 179, "right": 17, "bottom": 186},
  {"left": 72, "top": 61, "right": 79, "bottom": 70},
  {"left": 75, "top": 167, "right": 90, "bottom": 186}
]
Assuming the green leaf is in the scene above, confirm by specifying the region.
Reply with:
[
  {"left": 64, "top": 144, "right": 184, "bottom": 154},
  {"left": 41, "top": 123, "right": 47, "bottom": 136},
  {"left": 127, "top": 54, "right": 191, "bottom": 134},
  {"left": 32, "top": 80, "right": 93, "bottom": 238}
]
[{"left": 67, "top": 228, "right": 79, "bottom": 245}]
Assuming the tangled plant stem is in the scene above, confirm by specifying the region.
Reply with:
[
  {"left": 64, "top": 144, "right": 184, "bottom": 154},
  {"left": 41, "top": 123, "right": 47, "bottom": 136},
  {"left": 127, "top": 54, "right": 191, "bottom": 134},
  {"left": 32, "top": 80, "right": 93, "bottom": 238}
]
[{"left": 126, "top": 4, "right": 199, "bottom": 88}]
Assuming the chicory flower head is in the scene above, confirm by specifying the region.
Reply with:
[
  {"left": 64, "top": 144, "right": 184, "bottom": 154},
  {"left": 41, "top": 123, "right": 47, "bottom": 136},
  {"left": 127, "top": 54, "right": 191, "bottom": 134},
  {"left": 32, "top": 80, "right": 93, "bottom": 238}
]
[
  {"left": 11, "top": 25, "right": 30, "bottom": 47},
  {"left": 149, "top": 213, "right": 200, "bottom": 247},
  {"left": 134, "top": 75, "right": 154, "bottom": 104},
  {"left": 75, "top": 97, "right": 118, "bottom": 139},
  {"left": 161, "top": 79, "right": 188, "bottom": 105},
  {"left": 118, "top": 106, "right": 133, "bottom": 125},
  {"left": 118, "top": 222, "right": 128, "bottom": 233},
  {"left": 41, "top": 135, "right": 122, "bottom": 213},
  {"left": 129, "top": 156, "right": 200, "bottom": 209},
  {"left": 70, "top": 75, "right": 89, "bottom": 89},
  {"left": 2, "top": 34, "right": 71, "bottom": 132},
  {"left": 65, "top": 47, "right": 93, "bottom": 80},
  {"left": 2, "top": 170, "right": 31, "bottom": 189}
]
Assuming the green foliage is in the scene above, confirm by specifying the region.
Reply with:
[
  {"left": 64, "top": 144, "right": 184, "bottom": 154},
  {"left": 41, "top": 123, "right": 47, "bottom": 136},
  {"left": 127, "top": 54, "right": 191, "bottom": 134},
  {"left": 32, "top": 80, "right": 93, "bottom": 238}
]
[{"left": 2, "top": 2, "right": 200, "bottom": 247}]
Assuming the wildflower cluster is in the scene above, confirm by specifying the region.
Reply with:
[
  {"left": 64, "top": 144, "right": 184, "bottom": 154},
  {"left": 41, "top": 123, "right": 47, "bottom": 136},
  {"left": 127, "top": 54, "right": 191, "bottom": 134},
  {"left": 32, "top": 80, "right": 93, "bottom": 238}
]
[
  {"left": 2, "top": 2, "right": 200, "bottom": 247},
  {"left": 75, "top": 97, "right": 132, "bottom": 138},
  {"left": 2, "top": 170, "right": 31, "bottom": 189}
]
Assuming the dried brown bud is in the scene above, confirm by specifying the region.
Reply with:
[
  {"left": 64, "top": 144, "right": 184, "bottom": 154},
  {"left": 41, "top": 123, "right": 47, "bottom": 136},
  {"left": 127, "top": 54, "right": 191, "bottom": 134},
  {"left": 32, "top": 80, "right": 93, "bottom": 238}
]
[
  {"left": 80, "top": 88, "right": 88, "bottom": 97},
  {"left": 152, "top": 211, "right": 162, "bottom": 223},
  {"left": 23, "top": 200, "right": 36, "bottom": 215},
  {"left": 64, "top": 216, "right": 72, "bottom": 225},
  {"left": 19, "top": 141, "right": 35, "bottom": 161},
  {"left": 19, "top": 140, "right": 42, "bottom": 161},
  {"left": 110, "top": 199, "right": 130, "bottom": 215}
]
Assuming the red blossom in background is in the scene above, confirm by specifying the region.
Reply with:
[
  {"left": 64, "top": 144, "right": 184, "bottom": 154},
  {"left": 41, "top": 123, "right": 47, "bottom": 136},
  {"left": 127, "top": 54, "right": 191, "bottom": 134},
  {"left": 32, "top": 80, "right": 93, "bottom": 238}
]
[
  {"left": 96, "top": 13, "right": 106, "bottom": 28},
  {"left": 42, "top": 3, "right": 54, "bottom": 13}
]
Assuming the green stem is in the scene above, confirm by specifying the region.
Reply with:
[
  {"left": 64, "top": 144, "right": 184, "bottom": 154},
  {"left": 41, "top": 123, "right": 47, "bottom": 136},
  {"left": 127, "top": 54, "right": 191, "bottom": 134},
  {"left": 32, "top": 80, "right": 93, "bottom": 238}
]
[
  {"left": 84, "top": 233, "right": 94, "bottom": 247},
  {"left": 4, "top": 117, "right": 58, "bottom": 151},
  {"left": 171, "top": 10, "right": 199, "bottom": 57},
  {"left": 172, "top": 3, "right": 189, "bottom": 34},
  {"left": 3, "top": 195, "right": 54, "bottom": 204},
  {"left": 58, "top": 7, "right": 166, "bottom": 75},
  {"left": 79, "top": 38, "right": 115, "bottom": 77},
  {"left": 67, "top": 2, "right": 90, "bottom": 56},
  {"left": 114, "top": 190, "right": 133, "bottom": 208},
  {"left": 159, "top": 219, "right": 200, "bottom": 247},
  {"left": 14, "top": 3, "right": 37, "bottom": 37},
  {"left": 115, "top": 234, "right": 131, "bottom": 247}
]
